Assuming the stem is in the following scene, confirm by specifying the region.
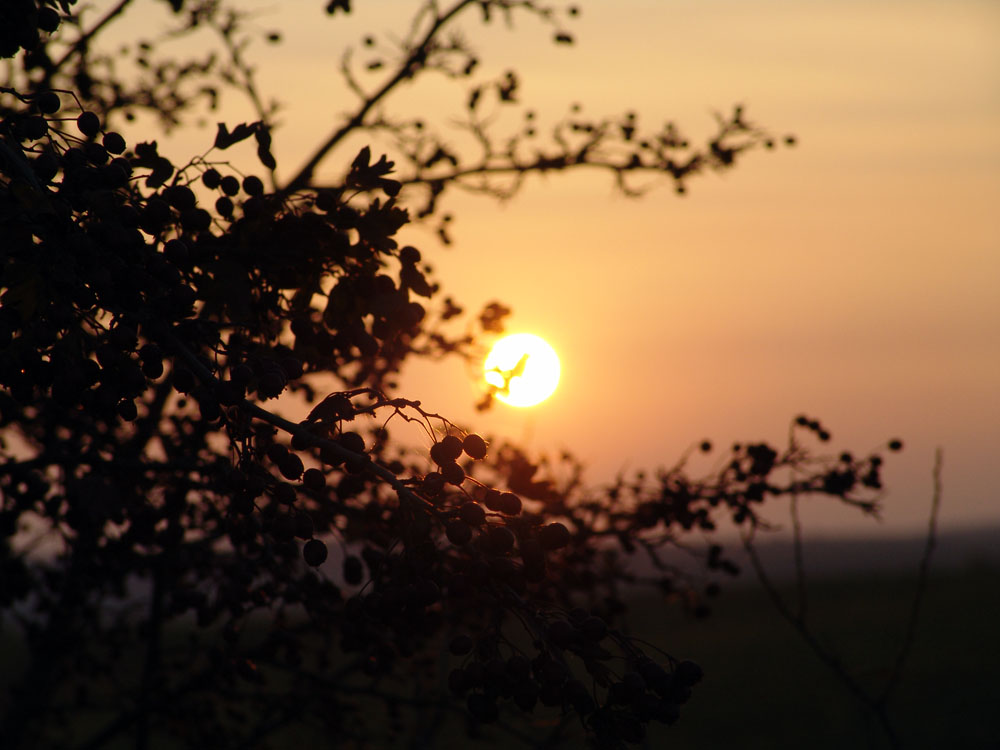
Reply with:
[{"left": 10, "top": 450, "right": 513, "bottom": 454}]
[
  {"left": 878, "top": 448, "right": 942, "bottom": 706},
  {"left": 742, "top": 531, "right": 902, "bottom": 749},
  {"left": 282, "top": 0, "right": 477, "bottom": 193}
]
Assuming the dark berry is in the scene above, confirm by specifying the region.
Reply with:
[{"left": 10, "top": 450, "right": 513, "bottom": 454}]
[
  {"left": 302, "top": 468, "right": 325, "bottom": 490},
  {"left": 538, "top": 522, "right": 570, "bottom": 550},
  {"left": 462, "top": 433, "right": 488, "bottom": 460},
  {"left": 278, "top": 453, "right": 303, "bottom": 480},
  {"left": 202, "top": 168, "right": 221, "bottom": 189},
  {"left": 37, "top": 92, "right": 61, "bottom": 114},
  {"left": 496, "top": 492, "right": 521, "bottom": 516},
  {"left": 338, "top": 432, "right": 365, "bottom": 454},
  {"left": 242, "top": 175, "right": 264, "bottom": 196},
  {"left": 440, "top": 461, "right": 465, "bottom": 486},
  {"left": 77, "top": 111, "right": 101, "bottom": 138},
  {"left": 303, "top": 538, "right": 327, "bottom": 566},
  {"left": 102, "top": 132, "right": 126, "bottom": 154},
  {"left": 215, "top": 196, "right": 234, "bottom": 217},
  {"left": 438, "top": 434, "right": 463, "bottom": 461},
  {"left": 219, "top": 175, "right": 240, "bottom": 196},
  {"left": 458, "top": 502, "right": 486, "bottom": 526},
  {"left": 445, "top": 520, "right": 472, "bottom": 546}
]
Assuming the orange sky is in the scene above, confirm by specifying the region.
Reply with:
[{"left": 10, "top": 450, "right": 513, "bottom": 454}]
[{"left": 105, "top": 0, "right": 1000, "bottom": 536}]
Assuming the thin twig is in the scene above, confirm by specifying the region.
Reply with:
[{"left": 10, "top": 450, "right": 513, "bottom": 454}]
[
  {"left": 53, "top": 0, "right": 135, "bottom": 73},
  {"left": 878, "top": 448, "right": 942, "bottom": 706},
  {"left": 789, "top": 492, "right": 808, "bottom": 620},
  {"left": 742, "top": 529, "right": 901, "bottom": 749}
]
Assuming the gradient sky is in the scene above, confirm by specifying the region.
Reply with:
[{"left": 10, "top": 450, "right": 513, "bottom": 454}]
[{"left": 106, "top": 0, "right": 1000, "bottom": 536}]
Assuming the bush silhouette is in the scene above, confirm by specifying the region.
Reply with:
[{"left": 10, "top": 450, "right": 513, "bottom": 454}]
[{"left": 0, "top": 2, "right": 900, "bottom": 747}]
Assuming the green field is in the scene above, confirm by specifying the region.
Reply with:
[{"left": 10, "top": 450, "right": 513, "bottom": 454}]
[
  {"left": 2, "top": 564, "right": 997, "bottom": 749},
  {"left": 638, "top": 564, "right": 1000, "bottom": 750}
]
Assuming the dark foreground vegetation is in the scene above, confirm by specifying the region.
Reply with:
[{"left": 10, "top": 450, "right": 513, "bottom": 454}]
[{"left": 0, "top": 2, "right": 942, "bottom": 748}]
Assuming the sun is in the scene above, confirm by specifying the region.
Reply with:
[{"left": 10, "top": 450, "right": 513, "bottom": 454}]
[{"left": 483, "top": 333, "right": 561, "bottom": 407}]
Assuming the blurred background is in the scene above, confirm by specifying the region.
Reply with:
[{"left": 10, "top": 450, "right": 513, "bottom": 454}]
[{"left": 111, "top": 0, "right": 999, "bottom": 536}]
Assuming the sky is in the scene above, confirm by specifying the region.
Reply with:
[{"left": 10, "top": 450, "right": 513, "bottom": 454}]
[{"left": 102, "top": 0, "right": 1000, "bottom": 537}]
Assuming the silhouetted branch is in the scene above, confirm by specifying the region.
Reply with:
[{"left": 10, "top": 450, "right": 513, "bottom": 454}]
[
  {"left": 878, "top": 448, "right": 943, "bottom": 706},
  {"left": 741, "top": 527, "right": 902, "bottom": 749},
  {"left": 52, "top": 0, "right": 136, "bottom": 73}
]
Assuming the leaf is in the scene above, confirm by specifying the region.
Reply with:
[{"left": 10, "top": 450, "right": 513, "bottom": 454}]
[
  {"left": 352, "top": 146, "right": 371, "bottom": 170},
  {"left": 214, "top": 122, "right": 257, "bottom": 150},
  {"left": 254, "top": 124, "right": 276, "bottom": 170}
]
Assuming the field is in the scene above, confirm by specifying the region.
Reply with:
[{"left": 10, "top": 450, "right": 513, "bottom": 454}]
[{"left": 2, "top": 560, "right": 997, "bottom": 749}]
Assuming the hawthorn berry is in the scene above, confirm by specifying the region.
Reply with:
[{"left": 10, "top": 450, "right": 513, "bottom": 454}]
[
  {"left": 675, "top": 659, "right": 703, "bottom": 687},
  {"left": 102, "top": 132, "right": 126, "bottom": 154},
  {"left": 339, "top": 431, "right": 365, "bottom": 454},
  {"left": 22, "top": 116, "right": 47, "bottom": 140},
  {"left": 538, "top": 522, "right": 570, "bottom": 550},
  {"left": 303, "top": 538, "right": 328, "bottom": 566},
  {"left": 302, "top": 468, "right": 325, "bottom": 490},
  {"left": 458, "top": 502, "right": 486, "bottom": 526},
  {"left": 438, "top": 434, "right": 463, "bottom": 461},
  {"left": 278, "top": 453, "right": 304, "bottom": 480},
  {"left": 202, "top": 168, "right": 221, "bottom": 189},
  {"left": 36, "top": 92, "right": 60, "bottom": 114},
  {"left": 215, "top": 196, "right": 234, "bottom": 217},
  {"left": 496, "top": 492, "right": 521, "bottom": 516},
  {"left": 462, "top": 433, "right": 488, "bottom": 460},
  {"left": 440, "top": 461, "right": 465, "bottom": 486},
  {"left": 445, "top": 519, "right": 472, "bottom": 546},
  {"left": 77, "top": 111, "right": 101, "bottom": 137},
  {"left": 219, "top": 175, "right": 240, "bottom": 196},
  {"left": 242, "top": 175, "right": 264, "bottom": 196},
  {"left": 483, "top": 489, "right": 503, "bottom": 512}
]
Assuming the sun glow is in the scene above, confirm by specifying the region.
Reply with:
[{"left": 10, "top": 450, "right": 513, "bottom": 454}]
[{"left": 483, "top": 333, "right": 561, "bottom": 407}]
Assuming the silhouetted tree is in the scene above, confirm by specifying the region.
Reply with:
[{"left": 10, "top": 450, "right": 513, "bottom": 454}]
[{"left": 0, "top": 2, "right": 898, "bottom": 747}]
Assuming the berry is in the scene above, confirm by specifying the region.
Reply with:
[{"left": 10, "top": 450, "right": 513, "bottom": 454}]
[
  {"left": 302, "top": 468, "right": 325, "bottom": 490},
  {"left": 303, "top": 538, "right": 327, "bottom": 566},
  {"left": 440, "top": 461, "right": 465, "bottom": 486},
  {"left": 339, "top": 431, "right": 365, "bottom": 454},
  {"left": 483, "top": 489, "right": 503, "bottom": 512},
  {"left": 278, "top": 453, "right": 304, "bottom": 480},
  {"left": 538, "top": 522, "right": 570, "bottom": 550},
  {"left": 242, "top": 175, "right": 264, "bottom": 196},
  {"left": 77, "top": 111, "right": 101, "bottom": 138},
  {"left": 219, "top": 175, "right": 240, "bottom": 196},
  {"left": 462, "top": 433, "right": 488, "bottom": 460},
  {"left": 486, "top": 525, "right": 514, "bottom": 553},
  {"left": 102, "top": 132, "right": 126, "bottom": 154},
  {"left": 445, "top": 519, "right": 472, "bottom": 546},
  {"left": 458, "top": 502, "right": 486, "bottom": 526},
  {"left": 399, "top": 245, "right": 420, "bottom": 264},
  {"left": 22, "top": 116, "right": 48, "bottom": 140},
  {"left": 675, "top": 659, "right": 703, "bottom": 687},
  {"left": 496, "top": 492, "right": 521, "bottom": 516},
  {"left": 438, "top": 434, "right": 463, "bottom": 461},
  {"left": 36, "top": 92, "right": 61, "bottom": 114},
  {"left": 215, "top": 196, "right": 234, "bottom": 217},
  {"left": 202, "top": 168, "right": 221, "bottom": 189}
]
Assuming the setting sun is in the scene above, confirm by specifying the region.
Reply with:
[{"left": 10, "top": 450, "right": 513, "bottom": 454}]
[{"left": 484, "top": 334, "right": 561, "bottom": 407}]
